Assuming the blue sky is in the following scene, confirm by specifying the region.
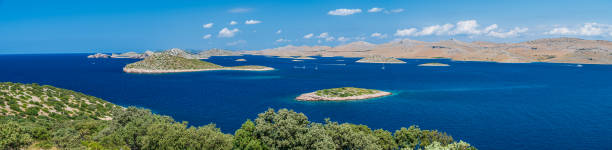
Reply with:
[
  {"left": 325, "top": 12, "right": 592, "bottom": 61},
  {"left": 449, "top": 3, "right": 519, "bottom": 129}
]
[{"left": 1, "top": 0, "right": 612, "bottom": 54}]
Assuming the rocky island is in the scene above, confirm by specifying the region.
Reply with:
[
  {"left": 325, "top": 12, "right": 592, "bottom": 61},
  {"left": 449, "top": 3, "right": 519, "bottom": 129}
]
[
  {"left": 123, "top": 54, "right": 273, "bottom": 73},
  {"left": 296, "top": 87, "right": 391, "bottom": 101},
  {"left": 87, "top": 53, "right": 110, "bottom": 58},
  {"left": 356, "top": 55, "right": 406, "bottom": 64},
  {"left": 418, "top": 63, "right": 450, "bottom": 66},
  {"left": 235, "top": 58, "right": 247, "bottom": 61}
]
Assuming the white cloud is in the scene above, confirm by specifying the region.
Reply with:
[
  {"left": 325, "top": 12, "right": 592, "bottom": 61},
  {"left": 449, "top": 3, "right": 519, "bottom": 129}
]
[
  {"left": 452, "top": 20, "right": 482, "bottom": 35},
  {"left": 546, "top": 23, "right": 612, "bottom": 36},
  {"left": 390, "top": 8, "right": 404, "bottom": 13},
  {"left": 230, "top": 21, "right": 238, "bottom": 25},
  {"left": 394, "top": 28, "right": 418, "bottom": 36},
  {"left": 488, "top": 27, "right": 528, "bottom": 38},
  {"left": 371, "top": 32, "right": 387, "bottom": 38},
  {"left": 276, "top": 30, "right": 282, "bottom": 34},
  {"left": 202, "top": 34, "right": 212, "bottom": 39},
  {"left": 328, "top": 9, "right": 362, "bottom": 16},
  {"left": 218, "top": 28, "right": 239, "bottom": 38},
  {"left": 245, "top": 20, "right": 262, "bottom": 25},
  {"left": 415, "top": 24, "right": 454, "bottom": 36},
  {"left": 202, "top": 23, "right": 213, "bottom": 28},
  {"left": 228, "top": 8, "right": 251, "bottom": 13},
  {"left": 317, "top": 32, "right": 334, "bottom": 41},
  {"left": 546, "top": 27, "right": 576, "bottom": 35},
  {"left": 337, "top": 37, "right": 349, "bottom": 42},
  {"left": 303, "top": 33, "right": 314, "bottom": 39},
  {"left": 368, "top": 7, "right": 384, "bottom": 13},
  {"left": 483, "top": 24, "right": 498, "bottom": 33},
  {"left": 275, "top": 38, "right": 291, "bottom": 43},
  {"left": 226, "top": 40, "right": 246, "bottom": 46}
]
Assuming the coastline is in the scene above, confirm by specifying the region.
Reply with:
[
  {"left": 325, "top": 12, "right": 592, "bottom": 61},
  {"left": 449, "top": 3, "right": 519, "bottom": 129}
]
[
  {"left": 123, "top": 67, "right": 274, "bottom": 73},
  {"left": 296, "top": 91, "right": 391, "bottom": 101},
  {"left": 355, "top": 61, "right": 406, "bottom": 64}
]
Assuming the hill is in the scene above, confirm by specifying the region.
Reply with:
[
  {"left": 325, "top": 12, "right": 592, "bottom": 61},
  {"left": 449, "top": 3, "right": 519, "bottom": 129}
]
[
  {"left": 123, "top": 54, "right": 273, "bottom": 73},
  {"left": 245, "top": 38, "right": 612, "bottom": 64},
  {"left": 0, "top": 82, "right": 119, "bottom": 120}
]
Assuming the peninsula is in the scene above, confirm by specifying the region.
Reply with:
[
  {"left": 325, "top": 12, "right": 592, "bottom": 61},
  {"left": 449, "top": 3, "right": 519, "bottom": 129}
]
[
  {"left": 123, "top": 54, "right": 273, "bottom": 73},
  {"left": 296, "top": 87, "right": 391, "bottom": 101},
  {"left": 418, "top": 63, "right": 450, "bottom": 66},
  {"left": 356, "top": 55, "right": 407, "bottom": 63}
]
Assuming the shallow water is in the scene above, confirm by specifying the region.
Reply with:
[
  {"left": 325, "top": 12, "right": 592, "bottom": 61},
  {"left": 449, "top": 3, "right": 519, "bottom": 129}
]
[{"left": 1, "top": 54, "right": 611, "bottom": 150}]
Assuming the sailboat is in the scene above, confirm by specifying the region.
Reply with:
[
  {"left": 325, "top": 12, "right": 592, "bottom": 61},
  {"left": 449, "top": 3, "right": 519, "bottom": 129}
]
[
  {"left": 314, "top": 65, "right": 318, "bottom": 70},
  {"left": 381, "top": 63, "right": 385, "bottom": 70}
]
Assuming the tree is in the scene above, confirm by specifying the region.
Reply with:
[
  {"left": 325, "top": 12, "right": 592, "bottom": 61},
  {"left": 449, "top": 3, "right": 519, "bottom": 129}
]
[
  {"left": 253, "top": 108, "right": 309, "bottom": 149},
  {"left": 0, "top": 121, "right": 33, "bottom": 149}
]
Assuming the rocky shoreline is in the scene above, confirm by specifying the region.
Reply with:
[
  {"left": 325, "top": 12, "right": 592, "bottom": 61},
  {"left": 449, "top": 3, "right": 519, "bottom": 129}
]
[
  {"left": 418, "top": 63, "right": 450, "bottom": 66},
  {"left": 123, "top": 67, "right": 274, "bottom": 74},
  {"left": 296, "top": 91, "right": 391, "bottom": 101}
]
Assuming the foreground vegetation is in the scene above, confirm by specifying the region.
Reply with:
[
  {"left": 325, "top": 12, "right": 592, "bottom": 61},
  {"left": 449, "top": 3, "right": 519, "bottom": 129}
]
[{"left": 0, "top": 83, "right": 476, "bottom": 149}]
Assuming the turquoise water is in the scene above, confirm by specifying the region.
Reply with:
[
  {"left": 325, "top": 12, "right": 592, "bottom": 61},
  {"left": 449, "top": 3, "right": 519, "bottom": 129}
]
[{"left": 1, "top": 54, "right": 612, "bottom": 149}]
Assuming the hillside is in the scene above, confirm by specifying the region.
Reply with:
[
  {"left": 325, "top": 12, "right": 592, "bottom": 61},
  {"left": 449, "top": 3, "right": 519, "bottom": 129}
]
[
  {"left": 0, "top": 82, "right": 119, "bottom": 120},
  {"left": 356, "top": 55, "right": 407, "bottom": 63},
  {"left": 197, "top": 48, "right": 242, "bottom": 59},
  {"left": 245, "top": 38, "right": 612, "bottom": 64},
  {"left": 124, "top": 54, "right": 272, "bottom": 73}
]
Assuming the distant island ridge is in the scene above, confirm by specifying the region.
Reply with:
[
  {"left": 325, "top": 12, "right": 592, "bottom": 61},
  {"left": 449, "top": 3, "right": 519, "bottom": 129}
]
[
  {"left": 123, "top": 54, "right": 273, "bottom": 73},
  {"left": 418, "top": 63, "right": 450, "bottom": 66},
  {"left": 90, "top": 38, "right": 612, "bottom": 64},
  {"left": 296, "top": 87, "right": 391, "bottom": 101}
]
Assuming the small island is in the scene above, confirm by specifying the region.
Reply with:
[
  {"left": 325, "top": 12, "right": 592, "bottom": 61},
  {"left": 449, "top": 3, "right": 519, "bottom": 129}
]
[
  {"left": 87, "top": 53, "right": 110, "bottom": 58},
  {"left": 123, "top": 54, "right": 273, "bottom": 73},
  {"left": 356, "top": 55, "right": 406, "bottom": 64},
  {"left": 235, "top": 58, "right": 247, "bottom": 62},
  {"left": 418, "top": 63, "right": 450, "bottom": 67},
  {"left": 295, "top": 56, "right": 316, "bottom": 59},
  {"left": 296, "top": 87, "right": 391, "bottom": 101}
]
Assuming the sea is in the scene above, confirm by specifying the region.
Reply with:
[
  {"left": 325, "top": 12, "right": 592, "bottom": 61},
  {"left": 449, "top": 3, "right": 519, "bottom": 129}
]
[{"left": 1, "top": 54, "right": 611, "bottom": 150}]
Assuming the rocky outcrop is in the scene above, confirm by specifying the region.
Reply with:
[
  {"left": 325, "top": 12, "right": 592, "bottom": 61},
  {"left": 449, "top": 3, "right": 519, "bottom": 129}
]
[
  {"left": 356, "top": 55, "right": 406, "bottom": 63},
  {"left": 87, "top": 53, "right": 110, "bottom": 58}
]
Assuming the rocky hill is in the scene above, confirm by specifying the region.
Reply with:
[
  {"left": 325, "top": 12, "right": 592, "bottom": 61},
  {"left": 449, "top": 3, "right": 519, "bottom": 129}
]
[
  {"left": 123, "top": 54, "right": 273, "bottom": 73},
  {"left": 197, "top": 48, "right": 242, "bottom": 59},
  {"left": 0, "top": 82, "right": 119, "bottom": 120},
  {"left": 245, "top": 38, "right": 612, "bottom": 64}
]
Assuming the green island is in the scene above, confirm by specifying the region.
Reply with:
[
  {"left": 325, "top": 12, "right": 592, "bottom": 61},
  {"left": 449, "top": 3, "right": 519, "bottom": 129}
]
[
  {"left": 356, "top": 55, "right": 407, "bottom": 64},
  {"left": 296, "top": 87, "right": 392, "bottom": 101},
  {"left": 418, "top": 63, "right": 451, "bottom": 67},
  {"left": 0, "top": 82, "right": 476, "bottom": 150},
  {"left": 123, "top": 54, "right": 274, "bottom": 73}
]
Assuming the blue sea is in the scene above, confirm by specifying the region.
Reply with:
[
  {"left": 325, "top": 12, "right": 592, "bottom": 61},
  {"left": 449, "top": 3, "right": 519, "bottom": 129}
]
[{"left": 1, "top": 54, "right": 612, "bottom": 150}]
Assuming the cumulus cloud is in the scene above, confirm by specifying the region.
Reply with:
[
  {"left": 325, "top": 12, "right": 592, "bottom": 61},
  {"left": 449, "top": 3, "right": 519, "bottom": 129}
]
[
  {"left": 317, "top": 32, "right": 334, "bottom": 41},
  {"left": 368, "top": 7, "right": 384, "bottom": 13},
  {"left": 202, "top": 34, "right": 212, "bottom": 39},
  {"left": 337, "top": 37, "right": 349, "bottom": 42},
  {"left": 415, "top": 24, "right": 454, "bottom": 36},
  {"left": 218, "top": 28, "right": 239, "bottom": 38},
  {"left": 546, "top": 23, "right": 612, "bottom": 36},
  {"left": 394, "top": 28, "right": 418, "bottom": 36},
  {"left": 328, "top": 8, "right": 362, "bottom": 16},
  {"left": 202, "top": 23, "right": 213, "bottom": 28},
  {"left": 303, "top": 33, "right": 314, "bottom": 39},
  {"left": 245, "top": 20, "right": 262, "bottom": 24},
  {"left": 228, "top": 8, "right": 251, "bottom": 13},
  {"left": 230, "top": 21, "right": 238, "bottom": 25},
  {"left": 226, "top": 40, "right": 246, "bottom": 46},
  {"left": 394, "top": 20, "right": 526, "bottom": 38},
  {"left": 488, "top": 27, "right": 528, "bottom": 38},
  {"left": 276, "top": 30, "right": 282, "bottom": 34},
  {"left": 371, "top": 32, "right": 387, "bottom": 38},
  {"left": 276, "top": 38, "right": 291, "bottom": 43},
  {"left": 390, "top": 8, "right": 404, "bottom": 13}
]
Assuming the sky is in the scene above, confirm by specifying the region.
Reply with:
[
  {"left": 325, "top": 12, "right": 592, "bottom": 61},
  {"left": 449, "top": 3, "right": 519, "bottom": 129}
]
[{"left": 1, "top": 0, "right": 612, "bottom": 54}]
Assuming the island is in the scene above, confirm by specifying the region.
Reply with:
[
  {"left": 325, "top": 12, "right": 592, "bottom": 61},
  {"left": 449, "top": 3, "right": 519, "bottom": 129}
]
[
  {"left": 296, "top": 87, "right": 391, "bottom": 101},
  {"left": 418, "top": 63, "right": 450, "bottom": 66},
  {"left": 123, "top": 54, "right": 273, "bottom": 73},
  {"left": 87, "top": 53, "right": 110, "bottom": 58},
  {"left": 295, "top": 56, "right": 316, "bottom": 59},
  {"left": 356, "top": 55, "right": 406, "bottom": 64},
  {"left": 235, "top": 58, "right": 247, "bottom": 62}
]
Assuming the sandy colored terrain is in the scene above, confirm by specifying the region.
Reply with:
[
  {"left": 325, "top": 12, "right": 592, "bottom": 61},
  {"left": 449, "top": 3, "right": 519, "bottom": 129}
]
[{"left": 296, "top": 91, "right": 391, "bottom": 101}]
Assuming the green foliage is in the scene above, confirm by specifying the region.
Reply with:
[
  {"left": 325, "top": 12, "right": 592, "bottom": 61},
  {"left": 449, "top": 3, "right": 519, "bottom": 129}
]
[
  {"left": 0, "top": 121, "right": 33, "bottom": 149},
  {"left": 315, "top": 87, "right": 380, "bottom": 97},
  {"left": 125, "top": 54, "right": 223, "bottom": 70}
]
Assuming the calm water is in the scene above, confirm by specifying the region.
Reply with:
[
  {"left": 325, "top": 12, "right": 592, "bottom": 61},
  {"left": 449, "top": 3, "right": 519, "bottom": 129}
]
[{"left": 1, "top": 54, "right": 612, "bottom": 150}]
